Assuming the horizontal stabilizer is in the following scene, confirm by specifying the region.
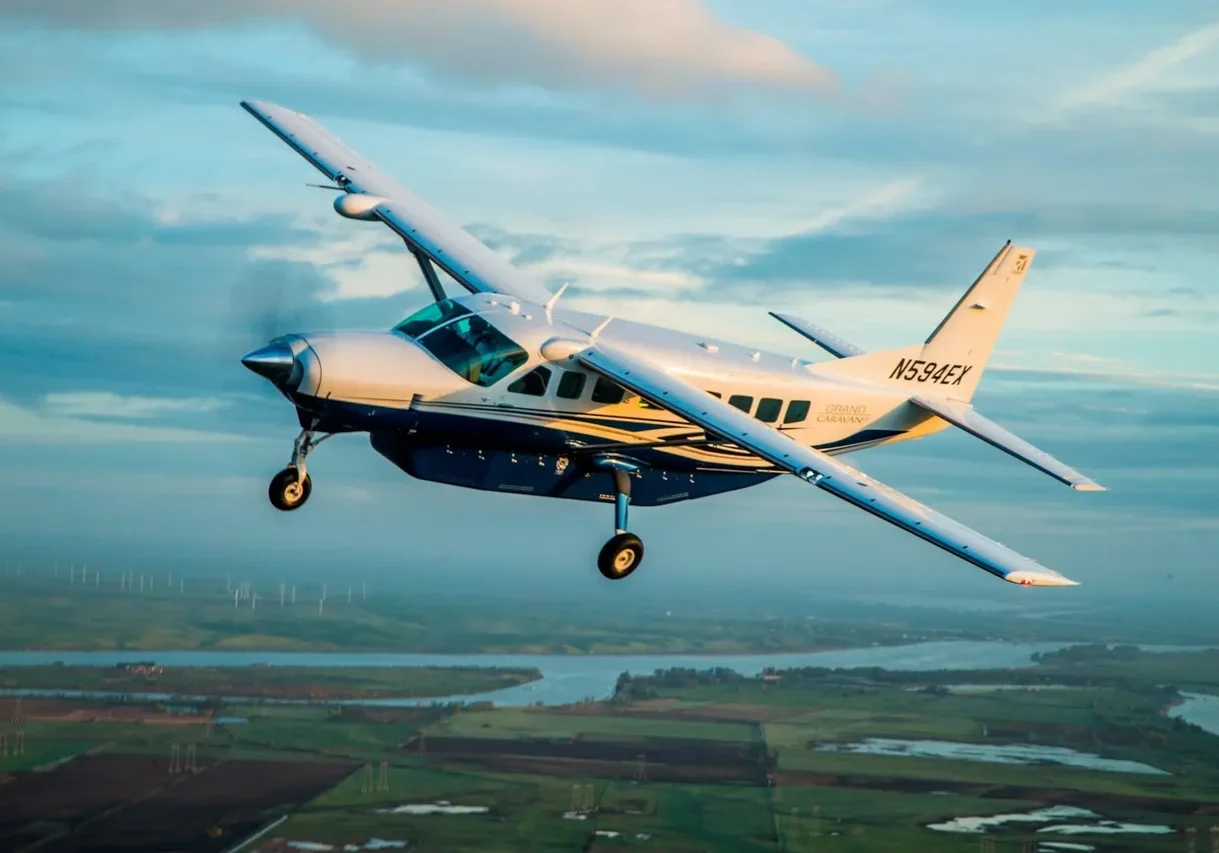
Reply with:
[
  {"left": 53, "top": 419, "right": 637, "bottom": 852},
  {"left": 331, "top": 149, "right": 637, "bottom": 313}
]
[
  {"left": 911, "top": 395, "right": 1105, "bottom": 492},
  {"left": 769, "top": 312, "right": 864, "bottom": 359}
]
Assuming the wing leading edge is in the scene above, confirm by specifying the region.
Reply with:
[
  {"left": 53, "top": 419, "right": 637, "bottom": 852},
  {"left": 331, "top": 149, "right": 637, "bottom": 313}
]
[
  {"left": 769, "top": 312, "right": 864, "bottom": 359},
  {"left": 576, "top": 344, "right": 1077, "bottom": 587},
  {"left": 241, "top": 99, "right": 552, "bottom": 305}
]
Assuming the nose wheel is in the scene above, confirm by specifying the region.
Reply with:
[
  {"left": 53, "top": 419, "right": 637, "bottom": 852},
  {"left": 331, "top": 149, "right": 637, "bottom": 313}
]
[
  {"left": 268, "top": 426, "right": 329, "bottom": 512},
  {"left": 270, "top": 467, "right": 312, "bottom": 511},
  {"left": 594, "top": 458, "right": 645, "bottom": 580}
]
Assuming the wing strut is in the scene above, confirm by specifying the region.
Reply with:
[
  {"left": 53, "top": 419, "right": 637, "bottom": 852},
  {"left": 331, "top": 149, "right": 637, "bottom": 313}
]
[{"left": 410, "top": 247, "right": 447, "bottom": 302}]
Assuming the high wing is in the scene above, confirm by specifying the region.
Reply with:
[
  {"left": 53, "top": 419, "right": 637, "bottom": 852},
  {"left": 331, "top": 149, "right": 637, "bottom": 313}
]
[
  {"left": 769, "top": 312, "right": 864, "bottom": 359},
  {"left": 577, "top": 344, "right": 1077, "bottom": 587},
  {"left": 241, "top": 99, "right": 553, "bottom": 305},
  {"left": 909, "top": 395, "right": 1104, "bottom": 492}
]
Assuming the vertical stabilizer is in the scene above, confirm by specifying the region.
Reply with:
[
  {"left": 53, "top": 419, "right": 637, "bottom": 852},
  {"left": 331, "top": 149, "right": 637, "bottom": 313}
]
[
  {"left": 810, "top": 242, "right": 1033, "bottom": 402},
  {"left": 918, "top": 241, "right": 1033, "bottom": 399}
]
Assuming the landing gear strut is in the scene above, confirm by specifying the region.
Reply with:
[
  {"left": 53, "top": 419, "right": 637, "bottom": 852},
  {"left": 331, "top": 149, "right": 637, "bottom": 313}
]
[
  {"left": 269, "top": 426, "right": 329, "bottom": 512},
  {"left": 594, "top": 459, "right": 644, "bottom": 580}
]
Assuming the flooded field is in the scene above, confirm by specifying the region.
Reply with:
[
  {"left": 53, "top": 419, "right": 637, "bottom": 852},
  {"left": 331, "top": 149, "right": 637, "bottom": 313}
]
[
  {"left": 374, "top": 803, "right": 489, "bottom": 815},
  {"left": 928, "top": 804, "right": 1173, "bottom": 836},
  {"left": 273, "top": 842, "right": 408, "bottom": 852},
  {"left": 816, "top": 737, "right": 1168, "bottom": 774}
]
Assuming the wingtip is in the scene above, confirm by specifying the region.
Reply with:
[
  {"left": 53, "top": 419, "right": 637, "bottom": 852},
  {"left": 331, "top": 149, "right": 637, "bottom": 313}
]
[
  {"left": 1073, "top": 483, "right": 1107, "bottom": 492},
  {"left": 1007, "top": 569, "right": 1079, "bottom": 587}
]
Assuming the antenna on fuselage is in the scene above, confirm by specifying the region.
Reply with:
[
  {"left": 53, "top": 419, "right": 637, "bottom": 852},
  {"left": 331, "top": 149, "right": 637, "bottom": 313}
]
[{"left": 545, "top": 282, "right": 569, "bottom": 325}]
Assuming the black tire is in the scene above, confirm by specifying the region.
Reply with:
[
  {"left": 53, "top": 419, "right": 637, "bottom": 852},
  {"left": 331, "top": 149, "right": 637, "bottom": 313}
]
[
  {"left": 597, "top": 533, "right": 645, "bottom": 580},
  {"left": 269, "top": 468, "right": 312, "bottom": 511}
]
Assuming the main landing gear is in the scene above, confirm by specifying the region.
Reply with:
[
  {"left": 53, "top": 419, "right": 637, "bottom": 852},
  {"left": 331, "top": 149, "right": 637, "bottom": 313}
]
[
  {"left": 269, "top": 427, "right": 330, "bottom": 512},
  {"left": 594, "top": 458, "right": 644, "bottom": 580}
]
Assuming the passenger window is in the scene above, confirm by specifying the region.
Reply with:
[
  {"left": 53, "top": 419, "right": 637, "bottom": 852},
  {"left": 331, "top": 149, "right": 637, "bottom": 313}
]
[
  {"left": 591, "top": 377, "right": 627, "bottom": 404},
  {"left": 507, "top": 366, "right": 552, "bottom": 396},
  {"left": 785, "top": 400, "right": 811, "bottom": 424},
  {"left": 556, "top": 371, "right": 587, "bottom": 400},
  {"left": 728, "top": 395, "right": 754, "bottom": 413},
  {"left": 756, "top": 398, "right": 782, "bottom": 423}
]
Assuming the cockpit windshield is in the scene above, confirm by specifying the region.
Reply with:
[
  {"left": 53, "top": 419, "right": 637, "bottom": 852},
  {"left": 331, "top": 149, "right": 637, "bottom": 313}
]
[
  {"left": 416, "top": 314, "right": 528, "bottom": 387},
  {"left": 394, "top": 299, "right": 471, "bottom": 339}
]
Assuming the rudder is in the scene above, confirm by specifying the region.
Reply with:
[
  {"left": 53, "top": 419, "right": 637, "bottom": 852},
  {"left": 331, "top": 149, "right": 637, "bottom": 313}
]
[{"left": 810, "top": 242, "right": 1034, "bottom": 401}]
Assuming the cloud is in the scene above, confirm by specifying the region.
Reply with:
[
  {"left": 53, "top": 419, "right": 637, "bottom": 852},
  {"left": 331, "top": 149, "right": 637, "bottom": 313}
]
[
  {"left": 0, "top": 172, "right": 410, "bottom": 416},
  {"left": 42, "top": 392, "right": 229, "bottom": 420},
  {"left": 989, "top": 366, "right": 1219, "bottom": 395},
  {"left": 666, "top": 200, "right": 1219, "bottom": 305},
  {"left": 780, "top": 178, "right": 932, "bottom": 238},
  {"left": 1059, "top": 22, "right": 1219, "bottom": 111},
  {"left": 1, "top": 0, "right": 837, "bottom": 99},
  {"left": 535, "top": 258, "right": 706, "bottom": 294},
  {"left": 0, "top": 397, "right": 245, "bottom": 445}
]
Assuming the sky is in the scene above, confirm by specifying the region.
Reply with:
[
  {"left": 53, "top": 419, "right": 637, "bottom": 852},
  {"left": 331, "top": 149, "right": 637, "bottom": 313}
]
[{"left": 0, "top": 1, "right": 1216, "bottom": 614}]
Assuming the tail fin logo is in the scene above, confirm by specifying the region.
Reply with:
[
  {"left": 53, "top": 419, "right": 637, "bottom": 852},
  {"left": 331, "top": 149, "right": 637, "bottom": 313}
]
[
  {"left": 890, "top": 358, "right": 973, "bottom": 386},
  {"left": 1014, "top": 254, "right": 1029, "bottom": 273}
]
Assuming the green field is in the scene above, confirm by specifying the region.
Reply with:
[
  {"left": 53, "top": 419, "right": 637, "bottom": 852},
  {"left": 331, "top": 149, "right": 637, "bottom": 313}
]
[
  {"left": 0, "top": 576, "right": 1012, "bottom": 653},
  {"left": 430, "top": 707, "right": 759, "bottom": 743}
]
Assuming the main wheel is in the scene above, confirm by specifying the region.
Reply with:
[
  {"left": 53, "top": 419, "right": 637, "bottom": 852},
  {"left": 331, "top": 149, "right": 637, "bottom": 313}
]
[
  {"left": 269, "top": 467, "right": 312, "bottom": 511},
  {"left": 598, "top": 533, "right": 645, "bottom": 580}
]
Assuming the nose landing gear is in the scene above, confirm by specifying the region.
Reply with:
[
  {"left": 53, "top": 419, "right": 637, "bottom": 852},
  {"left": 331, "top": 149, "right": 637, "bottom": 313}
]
[
  {"left": 594, "top": 458, "right": 645, "bottom": 580},
  {"left": 269, "top": 427, "right": 330, "bottom": 512},
  {"left": 270, "top": 467, "right": 312, "bottom": 511}
]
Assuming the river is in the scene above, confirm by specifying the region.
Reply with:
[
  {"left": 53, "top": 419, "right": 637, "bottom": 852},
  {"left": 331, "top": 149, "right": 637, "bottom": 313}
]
[
  {"left": 1169, "top": 692, "right": 1219, "bottom": 737},
  {"left": 0, "top": 640, "right": 1083, "bottom": 708}
]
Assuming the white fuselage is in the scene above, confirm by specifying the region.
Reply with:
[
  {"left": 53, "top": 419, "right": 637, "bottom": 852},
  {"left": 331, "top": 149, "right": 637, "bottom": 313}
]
[{"left": 282, "top": 292, "right": 946, "bottom": 474}]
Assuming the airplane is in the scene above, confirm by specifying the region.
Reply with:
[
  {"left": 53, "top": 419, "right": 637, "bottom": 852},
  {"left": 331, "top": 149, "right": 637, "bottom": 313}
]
[{"left": 237, "top": 99, "right": 1104, "bottom": 586}]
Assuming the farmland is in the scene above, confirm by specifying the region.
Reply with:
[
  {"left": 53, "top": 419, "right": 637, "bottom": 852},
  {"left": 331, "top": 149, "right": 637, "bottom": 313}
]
[{"left": 0, "top": 647, "right": 1215, "bottom": 851}]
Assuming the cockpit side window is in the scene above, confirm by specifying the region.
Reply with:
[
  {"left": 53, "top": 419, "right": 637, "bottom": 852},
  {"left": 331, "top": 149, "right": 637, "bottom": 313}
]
[
  {"left": 394, "top": 299, "right": 471, "bottom": 339},
  {"left": 417, "top": 314, "right": 528, "bottom": 387},
  {"left": 507, "top": 366, "right": 552, "bottom": 396}
]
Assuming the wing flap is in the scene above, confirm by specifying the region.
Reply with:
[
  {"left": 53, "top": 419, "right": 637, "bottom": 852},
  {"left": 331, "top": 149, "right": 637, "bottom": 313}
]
[
  {"left": 577, "top": 344, "right": 1077, "bottom": 587},
  {"left": 910, "top": 395, "right": 1105, "bottom": 491},
  {"left": 241, "top": 99, "right": 552, "bottom": 305},
  {"left": 769, "top": 312, "right": 864, "bottom": 359}
]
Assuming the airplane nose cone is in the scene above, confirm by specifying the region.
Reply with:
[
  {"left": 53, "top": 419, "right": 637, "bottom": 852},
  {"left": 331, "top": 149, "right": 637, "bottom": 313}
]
[{"left": 241, "top": 342, "right": 297, "bottom": 385}]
